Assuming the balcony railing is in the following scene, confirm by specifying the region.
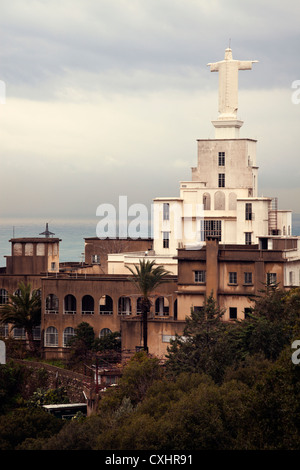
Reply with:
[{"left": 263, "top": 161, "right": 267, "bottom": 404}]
[{"left": 99, "top": 310, "right": 113, "bottom": 315}]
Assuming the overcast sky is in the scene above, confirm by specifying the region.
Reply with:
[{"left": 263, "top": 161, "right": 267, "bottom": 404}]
[{"left": 0, "top": 0, "right": 299, "bottom": 224}]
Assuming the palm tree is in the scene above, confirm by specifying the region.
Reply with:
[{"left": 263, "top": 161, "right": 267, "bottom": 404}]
[
  {"left": 127, "top": 259, "right": 171, "bottom": 352},
  {"left": 0, "top": 282, "right": 41, "bottom": 354}
]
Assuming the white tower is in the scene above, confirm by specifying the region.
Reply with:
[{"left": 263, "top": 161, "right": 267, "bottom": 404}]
[{"left": 152, "top": 48, "right": 291, "bottom": 255}]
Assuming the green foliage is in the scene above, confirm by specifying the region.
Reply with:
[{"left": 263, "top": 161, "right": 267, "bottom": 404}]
[
  {"left": 248, "top": 283, "right": 286, "bottom": 321},
  {"left": 97, "top": 351, "right": 162, "bottom": 418},
  {"left": 67, "top": 323, "right": 121, "bottom": 369},
  {"left": 67, "top": 322, "right": 95, "bottom": 350},
  {"left": 96, "top": 372, "right": 251, "bottom": 450},
  {"left": 0, "top": 282, "right": 41, "bottom": 353},
  {"left": 67, "top": 322, "right": 96, "bottom": 368},
  {"left": 27, "top": 386, "right": 69, "bottom": 408},
  {"left": 3, "top": 284, "right": 300, "bottom": 451},
  {"left": 166, "top": 286, "right": 300, "bottom": 382},
  {"left": 117, "top": 351, "right": 163, "bottom": 405},
  {"left": 0, "top": 361, "right": 50, "bottom": 413},
  {"left": 233, "top": 284, "right": 298, "bottom": 362},
  {"left": 0, "top": 361, "right": 26, "bottom": 414},
  {"left": 0, "top": 408, "right": 64, "bottom": 450},
  {"left": 29, "top": 414, "right": 104, "bottom": 450},
  {"left": 166, "top": 294, "right": 235, "bottom": 383},
  {"left": 94, "top": 331, "right": 121, "bottom": 353},
  {"left": 126, "top": 259, "right": 171, "bottom": 299},
  {"left": 17, "top": 351, "right": 300, "bottom": 451},
  {"left": 235, "top": 348, "right": 300, "bottom": 450}
]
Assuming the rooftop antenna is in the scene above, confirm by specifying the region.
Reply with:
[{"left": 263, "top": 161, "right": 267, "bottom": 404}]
[
  {"left": 229, "top": 38, "right": 231, "bottom": 48},
  {"left": 39, "top": 222, "right": 55, "bottom": 238}
]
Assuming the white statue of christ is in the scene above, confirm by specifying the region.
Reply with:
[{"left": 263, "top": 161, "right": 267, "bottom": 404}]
[{"left": 207, "top": 48, "right": 258, "bottom": 119}]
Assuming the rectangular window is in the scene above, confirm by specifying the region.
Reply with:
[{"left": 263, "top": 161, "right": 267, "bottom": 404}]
[
  {"left": 229, "top": 272, "right": 237, "bottom": 284},
  {"left": 0, "top": 324, "right": 9, "bottom": 338},
  {"left": 33, "top": 326, "right": 41, "bottom": 340},
  {"left": 193, "top": 306, "right": 204, "bottom": 314},
  {"left": 229, "top": 307, "right": 237, "bottom": 319},
  {"left": 244, "top": 272, "right": 253, "bottom": 284},
  {"left": 163, "top": 232, "right": 169, "bottom": 248},
  {"left": 245, "top": 203, "right": 252, "bottom": 220},
  {"left": 200, "top": 220, "right": 222, "bottom": 241},
  {"left": 244, "top": 308, "right": 252, "bottom": 319},
  {"left": 13, "top": 327, "right": 26, "bottom": 339},
  {"left": 218, "top": 151, "right": 225, "bottom": 166},
  {"left": 267, "top": 272, "right": 277, "bottom": 286},
  {"left": 92, "top": 255, "right": 100, "bottom": 264},
  {"left": 163, "top": 203, "right": 170, "bottom": 221},
  {"left": 245, "top": 232, "right": 252, "bottom": 245},
  {"left": 218, "top": 173, "right": 225, "bottom": 188},
  {"left": 0, "top": 289, "right": 8, "bottom": 305},
  {"left": 194, "top": 270, "right": 206, "bottom": 283},
  {"left": 289, "top": 271, "right": 295, "bottom": 286}
]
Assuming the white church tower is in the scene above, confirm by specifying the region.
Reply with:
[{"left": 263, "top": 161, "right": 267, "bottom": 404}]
[{"left": 153, "top": 47, "right": 292, "bottom": 254}]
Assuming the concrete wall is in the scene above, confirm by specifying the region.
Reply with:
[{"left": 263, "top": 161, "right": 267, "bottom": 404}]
[
  {"left": 84, "top": 238, "right": 153, "bottom": 273},
  {"left": 121, "top": 317, "right": 185, "bottom": 360}
]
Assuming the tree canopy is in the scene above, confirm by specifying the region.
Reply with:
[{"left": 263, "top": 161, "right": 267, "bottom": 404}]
[
  {"left": 2, "top": 283, "right": 300, "bottom": 451},
  {"left": 0, "top": 282, "right": 41, "bottom": 353}
]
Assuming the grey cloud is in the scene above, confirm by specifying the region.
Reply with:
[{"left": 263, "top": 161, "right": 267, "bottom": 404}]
[
  {"left": 1, "top": 0, "right": 300, "bottom": 98},
  {"left": 0, "top": 0, "right": 299, "bottom": 221}
]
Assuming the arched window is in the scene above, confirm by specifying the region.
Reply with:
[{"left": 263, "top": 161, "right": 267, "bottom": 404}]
[
  {"left": 45, "top": 327, "right": 58, "bottom": 347},
  {"left": 82, "top": 295, "right": 94, "bottom": 315},
  {"left": 174, "top": 299, "right": 177, "bottom": 320},
  {"left": 214, "top": 191, "right": 225, "bottom": 210},
  {"left": 99, "top": 295, "right": 113, "bottom": 315},
  {"left": 155, "top": 297, "right": 169, "bottom": 316},
  {"left": 45, "top": 294, "right": 59, "bottom": 314},
  {"left": 137, "top": 297, "right": 143, "bottom": 315},
  {"left": 64, "top": 295, "right": 76, "bottom": 314},
  {"left": 118, "top": 296, "right": 131, "bottom": 315},
  {"left": 100, "top": 328, "right": 112, "bottom": 338},
  {"left": 0, "top": 289, "right": 8, "bottom": 305},
  {"left": 63, "top": 327, "right": 75, "bottom": 347}
]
